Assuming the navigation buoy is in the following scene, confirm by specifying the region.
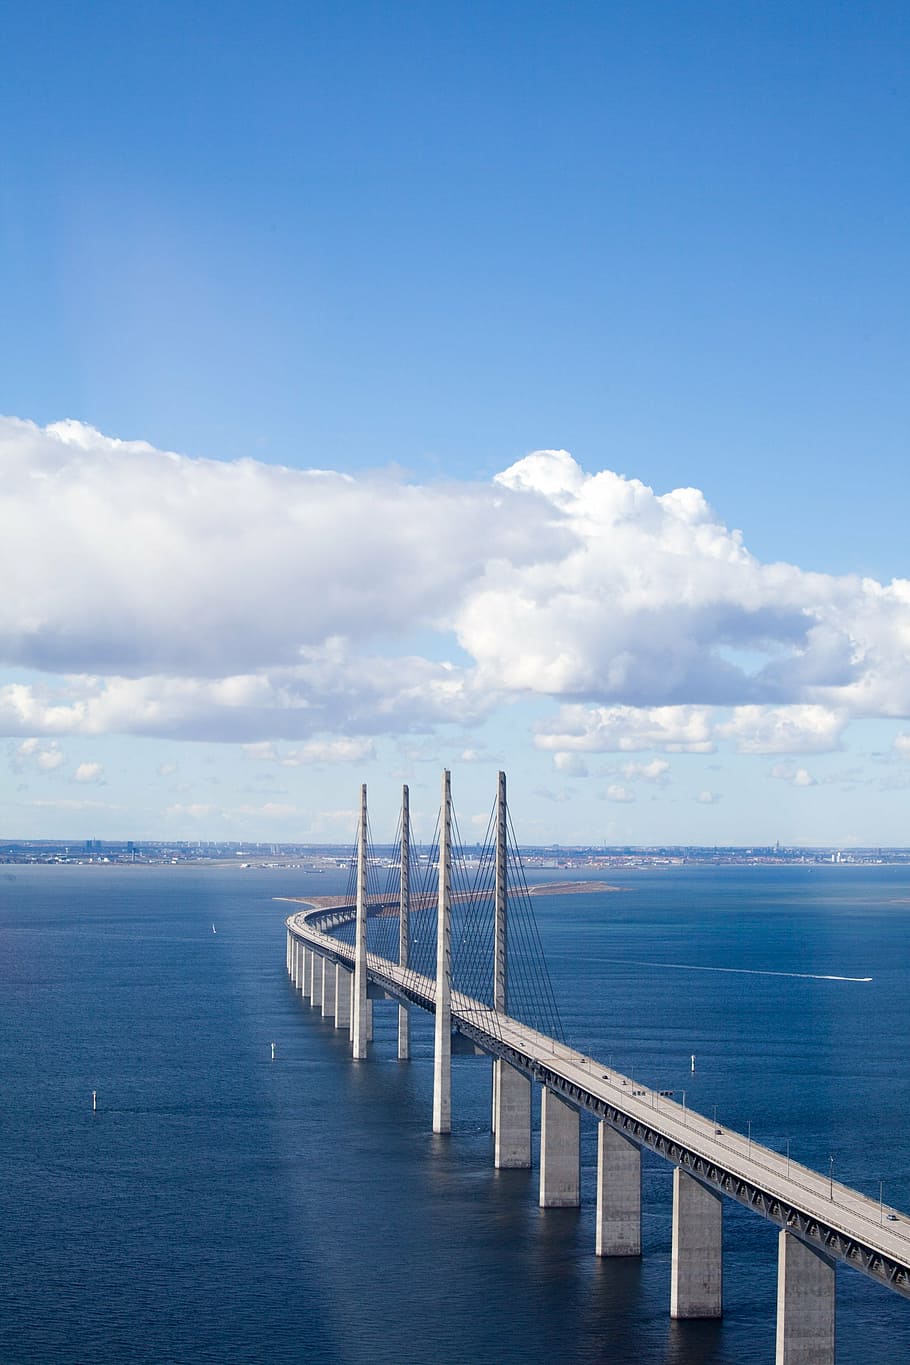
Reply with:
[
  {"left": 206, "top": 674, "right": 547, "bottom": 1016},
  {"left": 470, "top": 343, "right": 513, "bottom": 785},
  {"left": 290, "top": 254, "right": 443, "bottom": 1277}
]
[
  {"left": 691, "top": 1054, "right": 696, "bottom": 1073},
  {"left": 92, "top": 1090, "right": 97, "bottom": 1112},
  {"left": 271, "top": 1042, "right": 276, "bottom": 1060}
]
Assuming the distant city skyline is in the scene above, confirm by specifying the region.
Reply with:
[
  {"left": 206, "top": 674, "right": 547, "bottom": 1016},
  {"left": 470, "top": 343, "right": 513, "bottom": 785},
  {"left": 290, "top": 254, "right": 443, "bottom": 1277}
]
[{"left": 1, "top": 3, "right": 908, "bottom": 844}]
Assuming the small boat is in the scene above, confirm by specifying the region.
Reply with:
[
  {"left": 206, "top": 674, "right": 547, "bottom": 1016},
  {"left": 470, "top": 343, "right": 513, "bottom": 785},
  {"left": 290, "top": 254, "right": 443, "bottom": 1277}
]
[{"left": 212, "top": 924, "right": 217, "bottom": 934}]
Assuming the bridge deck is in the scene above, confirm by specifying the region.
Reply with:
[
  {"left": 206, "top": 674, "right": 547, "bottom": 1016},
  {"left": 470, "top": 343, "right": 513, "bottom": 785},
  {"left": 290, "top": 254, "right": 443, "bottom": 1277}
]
[{"left": 288, "top": 907, "right": 910, "bottom": 1300}]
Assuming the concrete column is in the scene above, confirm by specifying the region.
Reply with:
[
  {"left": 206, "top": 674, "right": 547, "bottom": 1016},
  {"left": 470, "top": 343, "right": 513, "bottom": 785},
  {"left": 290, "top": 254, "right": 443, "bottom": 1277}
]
[
  {"left": 775, "top": 1231, "right": 835, "bottom": 1365},
  {"left": 366, "top": 997, "right": 373, "bottom": 1043},
  {"left": 398, "top": 783, "right": 411, "bottom": 1061},
  {"left": 304, "top": 948, "right": 314, "bottom": 1001},
  {"left": 539, "top": 1087, "right": 580, "bottom": 1207},
  {"left": 300, "top": 946, "right": 310, "bottom": 993},
  {"left": 494, "top": 1059, "right": 531, "bottom": 1168},
  {"left": 493, "top": 769, "right": 507, "bottom": 1013},
  {"left": 433, "top": 769, "right": 452, "bottom": 1134},
  {"left": 492, "top": 1059, "right": 499, "bottom": 1134},
  {"left": 310, "top": 954, "right": 324, "bottom": 1007},
  {"left": 670, "top": 1168, "right": 723, "bottom": 1319},
  {"left": 286, "top": 929, "right": 292, "bottom": 975},
  {"left": 294, "top": 939, "right": 304, "bottom": 989},
  {"left": 595, "top": 1122, "right": 641, "bottom": 1256},
  {"left": 321, "top": 959, "right": 336, "bottom": 1017},
  {"left": 335, "top": 965, "right": 352, "bottom": 1030},
  {"left": 352, "top": 784, "right": 369, "bottom": 1059},
  {"left": 491, "top": 772, "right": 508, "bottom": 1138}
]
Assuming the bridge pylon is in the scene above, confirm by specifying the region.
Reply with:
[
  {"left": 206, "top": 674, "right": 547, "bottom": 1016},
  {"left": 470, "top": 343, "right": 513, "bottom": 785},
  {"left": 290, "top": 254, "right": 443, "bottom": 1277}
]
[
  {"left": 432, "top": 769, "right": 452, "bottom": 1133},
  {"left": 398, "top": 784, "right": 410, "bottom": 1061},
  {"left": 351, "top": 783, "right": 369, "bottom": 1059},
  {"left": 492, "top": 770, "right": 532, "bottom": 1168}
]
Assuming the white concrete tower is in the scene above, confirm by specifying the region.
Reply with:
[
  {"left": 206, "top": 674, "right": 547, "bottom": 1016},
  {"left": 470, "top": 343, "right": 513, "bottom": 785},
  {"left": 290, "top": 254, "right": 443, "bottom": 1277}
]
[
  {"left": 398, "top": 783, "right": 411, "bottom": 1061},
  {"left": 351, "top": 782, "right": 369, "bottom": 1060},
  {"left": 432, "top": 768, "right": 452, "bottom": 1133},
  {"left": 493, "top": 769, "right": 507, "bottom": 1014},
  {"left": 492, "top": 770, "right": 532, "bottom": 1167}
]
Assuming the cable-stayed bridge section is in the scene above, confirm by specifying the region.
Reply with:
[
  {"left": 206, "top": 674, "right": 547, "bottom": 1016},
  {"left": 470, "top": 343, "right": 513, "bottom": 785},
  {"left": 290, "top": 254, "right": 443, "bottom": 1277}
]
[{"left": 284, "top": 772, "right": 910, "bottom": 1365}]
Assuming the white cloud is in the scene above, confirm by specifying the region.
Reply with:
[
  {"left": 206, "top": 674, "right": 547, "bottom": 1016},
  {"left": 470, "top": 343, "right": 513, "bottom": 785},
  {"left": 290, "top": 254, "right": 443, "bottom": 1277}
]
[
  {"left": 717, "top": 705, "right": 845, "bottom": 754},
  {"left": 696, "top": 790, "right": 720, "bottom": 804},
  {"left": 465, "top": 450, "right": 910, "bottom": 722},
  {"left": 536, "top": 705, "right": 715, "bottom": 753},
  {"left": 0, "top": 650, "right": 487, "bottom": 743},
  {"left": 0, "top": 417, "right": 565, "bottom": 679},
  {"left": 894, "top": 733, "right": 910, "bottom": 759},
  {"left": 770, "top": 763, "right": 818, "bottom": 788},
  {"left": 621, "top": 757, "right": 670, "bottom": 782},
  {"left": 5, "top": 420, "right": 910, "bottom": 753},
  {"left": 12, "top": 738, "right": 65, "bottom": 771},
  {"left": 73, "top": 761, "right": 105, "bottom": 784},
  {"left": 604, "top": 784, "right": 635, "bottom": 803},
  {"left": 242, "top": 736, "right": 376, "bottom": 764},
  {"left": 553, "top": 752, "right": 589, "bottom": 776}
]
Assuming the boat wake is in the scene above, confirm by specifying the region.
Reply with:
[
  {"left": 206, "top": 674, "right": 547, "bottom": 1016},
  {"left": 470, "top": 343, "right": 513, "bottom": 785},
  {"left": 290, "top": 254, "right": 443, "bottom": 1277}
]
[{"left": 600, "top": 959, "right": 872, "bottom": 983}]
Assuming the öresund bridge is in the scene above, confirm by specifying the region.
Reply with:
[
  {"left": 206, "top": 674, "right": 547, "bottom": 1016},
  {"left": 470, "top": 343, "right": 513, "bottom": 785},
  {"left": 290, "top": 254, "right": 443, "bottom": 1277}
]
[{"left": 284, "top": 772, "right": 909, "bottom": 1365}]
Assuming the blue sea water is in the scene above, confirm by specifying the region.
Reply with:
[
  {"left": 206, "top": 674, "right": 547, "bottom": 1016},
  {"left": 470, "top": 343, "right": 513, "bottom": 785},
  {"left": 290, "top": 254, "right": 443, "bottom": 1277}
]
[{"left": 1, "top": 862, "right": 909, "bottom": 1364}]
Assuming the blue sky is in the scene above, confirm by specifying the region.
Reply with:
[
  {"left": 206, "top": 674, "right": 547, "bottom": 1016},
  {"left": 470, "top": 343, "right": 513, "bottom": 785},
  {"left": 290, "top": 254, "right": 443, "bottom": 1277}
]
[{"left": 1, "top": 2, "right": 909, "bottom": 845}]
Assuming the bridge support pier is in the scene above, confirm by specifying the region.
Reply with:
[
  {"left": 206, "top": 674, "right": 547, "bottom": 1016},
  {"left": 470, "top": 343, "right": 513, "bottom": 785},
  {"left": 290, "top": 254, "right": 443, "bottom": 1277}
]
[
  {"left": 670, "top": 1168, "right": 723, "bottom": 1318},
  {"left": 335, "top": 965, "right": 351, "bottom": 1030},
  {"left": 775, "top": 1231, "right": 835, "bottom": 1365},
  {"left": 304, "top": 949, "right": 314, "bottom": 1001},
  {"left": 310, "top": 954, "right": 324, "bottom": 1008},
  {"left": 595, "top": 1122, "right": 641, "bottom": 1255},
  {"left": 321, "top": 960, "right": 336, "bottom": 1017},
  {"left": 350, "top": 996, "right": 372, "bottom": 1042},
  {"left": 286, "top": 930, "right": 292, "bottom": 976},
  {"left": 539, "top": 1088, "right": 580, "bottom": 1206},
  {"left": 493, "top": 1060, "right": 531, "bottom": 1168}
]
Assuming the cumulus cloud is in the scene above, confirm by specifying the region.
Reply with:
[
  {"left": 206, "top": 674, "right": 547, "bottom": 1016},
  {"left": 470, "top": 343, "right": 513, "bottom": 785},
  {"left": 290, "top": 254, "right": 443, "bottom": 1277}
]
[
  {"left": 621, "top": 758, "right": 670, "bottom": 782},
  {"left": 894, "top": 733, "right": 910, "bottom": 759},
  {"left": 73, "top": 762, "right": 105, "bottom": 783},
  {"left": 717, "top": 705, "right": 846, "bottom": 754},
  {"left": 770, "top": 763, "right": 818, "bottom": 788},
  {"left": 0, "top": 417, "right": 565, "bottom": 678},
  {"left": 536, "top": 705, "right": 715, "bottom": 753},
  {"left": 12, "top": 738, "right": 65, "bottom": 771},
  {"left": 5, "top": 420, "right": 910, "bottom": 752},
  {"left": 604, "top": 784, "right": 635, "bottom": 803},
  {"left": 243, "top": 737, "right": 376, "bottom": 765},
  {"left": 468, "top": 450, "right": 910, "bottom": 715},
  {"left": 696, "top": 790, "right": 720, "bottom": 804},
  {"left": 0, "top": 648, "right": 487, "bottom": 742},
  {"left": 553, "top": 752, "right": 589, "bottom": 776}
]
